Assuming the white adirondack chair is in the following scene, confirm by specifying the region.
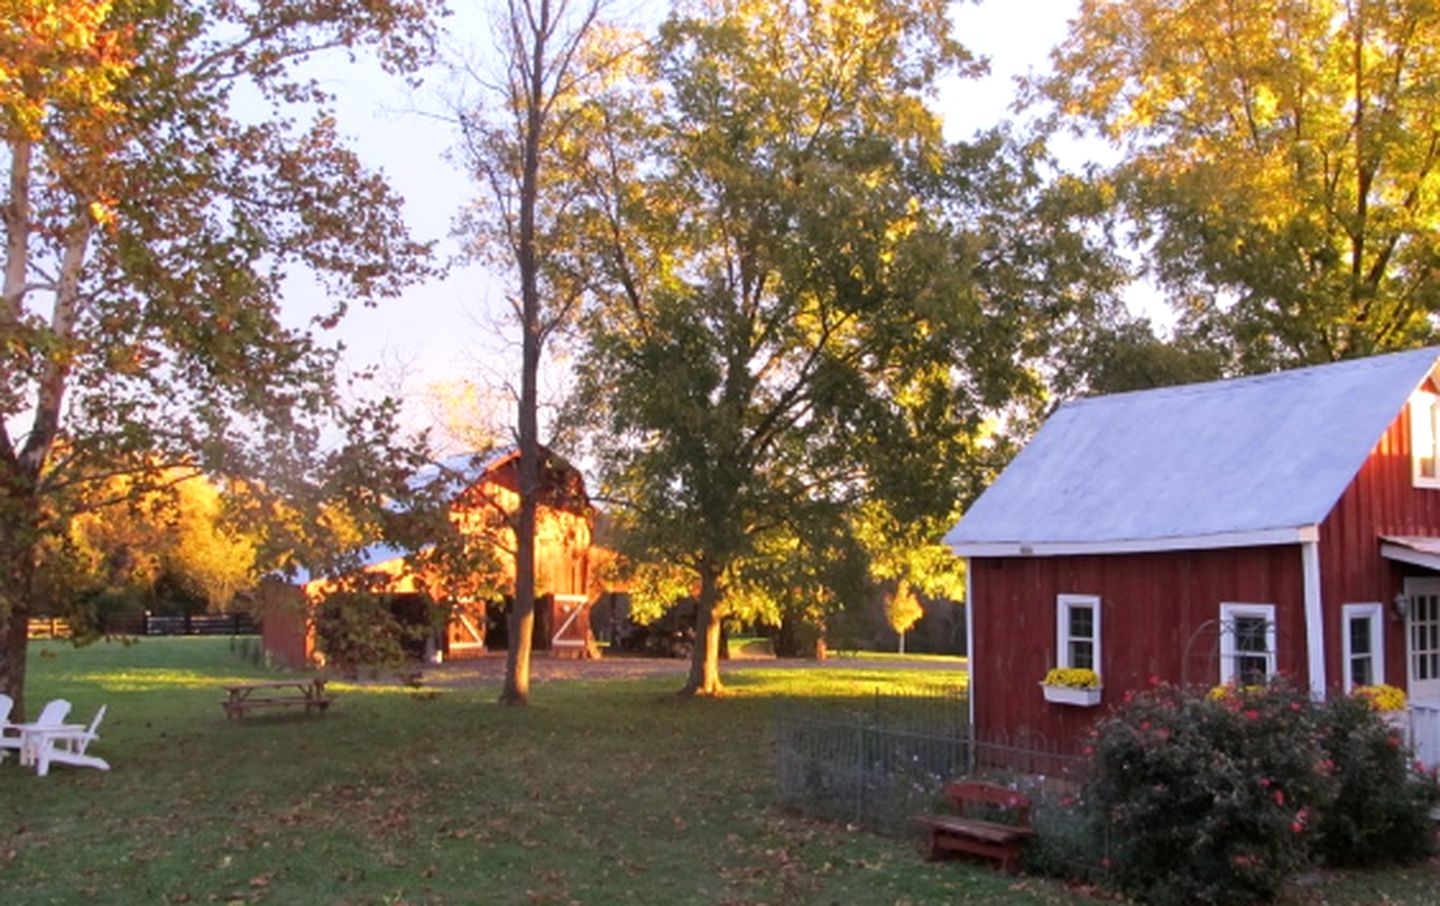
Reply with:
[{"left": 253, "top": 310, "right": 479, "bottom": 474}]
[
  {"left": 0, "top": 693, "right": 18, "bottom": 763},
  {"left": 13, "top": 698, "right": 72, "bottom": 768},
  {"left": 34, "top": 705, "right": 108, "bottom": 777}
]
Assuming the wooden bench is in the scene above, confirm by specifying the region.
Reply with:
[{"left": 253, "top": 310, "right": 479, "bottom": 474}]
[
  {"left": 916, "top": 781, "right": 1034, "bottom": 874},
  {"left": 221, "top": 679, "right": 333, "bottom": 719}
]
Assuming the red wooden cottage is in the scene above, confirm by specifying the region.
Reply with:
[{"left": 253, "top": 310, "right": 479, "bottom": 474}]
[
  {"left": 946, "top": 347, "right": 1440, "bottom": 766},
  {"left": 262, "top": 446, "right": 599, "bottom": 667}
]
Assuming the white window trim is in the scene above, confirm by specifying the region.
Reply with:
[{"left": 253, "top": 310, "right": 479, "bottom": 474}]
[
  {"left": 1219, "top": 602, "right": 1277, "bottom": 685},
  {"left": 1411, "top": 390, "right": 1440, "bottom": 489},
  {"left": 1056, "top": 594, "right": 1101, "bottom": 673},
  {"left": 1340, "top": 603, "right": 1385, "bottom": 693}
]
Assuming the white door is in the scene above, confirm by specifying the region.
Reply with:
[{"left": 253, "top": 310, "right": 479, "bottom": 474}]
[
  {"left": 1402, "top": 579, "right": 1440, "bottom": 769},
  {"left": 1406, "top": 578, "right": 1440, "bottom": 704}
]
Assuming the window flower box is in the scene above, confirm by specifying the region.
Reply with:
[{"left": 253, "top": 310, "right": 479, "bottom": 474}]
[
  {"left": 1040, "top": 668, "right": 1102, "bottom": 707},
  {"left": 1040, "top": 683, "right": 1104, "bottom": 707}
]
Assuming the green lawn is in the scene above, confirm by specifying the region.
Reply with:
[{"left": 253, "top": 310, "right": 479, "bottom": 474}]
[{"left": 2, "top": 639, "right": 1436, "bottom": 905}]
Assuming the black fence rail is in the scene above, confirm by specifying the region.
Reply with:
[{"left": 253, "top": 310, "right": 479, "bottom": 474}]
[
  {"left": 137, "top": 612, "right": 258, "bottom": 636},
  {"left": 30, "top": 613, "right": 258, "bottom": 639}
]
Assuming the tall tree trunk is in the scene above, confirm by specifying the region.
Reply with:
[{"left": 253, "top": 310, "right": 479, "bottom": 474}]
[
  {"left": 500, "top": 383, "right": 539, "bottom": 704},
  {"left": 23, "top": 223, "right": 90, "bottom": 466},
  {"left": 680, "top": 561, "right": 723, "bottom": 696},
  {"left": 0, "top": 598, "right": 29, "bottom": 721},
  {"left": 1, "top": 146, "right": 48, "bottom": 721},
  {"left": 2, "top": 138, "right": 32, "bottom": 324},
  {"left": 0, "top": 224, "right": 89, "bottom": 718},
  {"left": 0, "top": 490, "right": 37, "bottom": 721},
  {"left": 499, "top": 12, "right": 548, "bottom": 706}
]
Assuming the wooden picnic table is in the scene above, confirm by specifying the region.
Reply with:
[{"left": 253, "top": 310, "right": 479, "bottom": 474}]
[{"left": 221, "top": 679, "right": 333, "bottom": 719}]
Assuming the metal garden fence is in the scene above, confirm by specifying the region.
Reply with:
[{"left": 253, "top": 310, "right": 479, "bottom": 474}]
[
  {"left": 773, "top": 687, "right": 970, "bottom": 836},
  {"left": 773, "top": 686, "right": 1090, "bottom": 842}
]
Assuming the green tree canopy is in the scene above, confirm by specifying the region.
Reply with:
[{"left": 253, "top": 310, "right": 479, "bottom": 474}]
[{"left": 562, "top": 0, "right": 1122, "bottom": 693}]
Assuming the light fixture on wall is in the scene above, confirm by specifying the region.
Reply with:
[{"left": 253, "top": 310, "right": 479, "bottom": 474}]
[{"left": 1393, "top": 592, "right": 1410, "bottom": 620}]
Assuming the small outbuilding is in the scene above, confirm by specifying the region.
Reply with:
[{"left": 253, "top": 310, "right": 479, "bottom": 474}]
[{"left": 947, "top": 347, "right": 1440, "bottom": 766}]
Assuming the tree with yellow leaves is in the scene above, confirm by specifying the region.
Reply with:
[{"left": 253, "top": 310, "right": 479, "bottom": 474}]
[
  {"left": 60, "top": 471, "right": 257, "bottom": 624},
  {"left": 0, "top": 0, "right": 442, "bottom": 717},
  {"left": 1044, "top": 0, "right": 1440, "bottom": 370}
]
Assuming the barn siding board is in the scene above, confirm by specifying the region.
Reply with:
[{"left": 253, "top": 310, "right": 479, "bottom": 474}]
[
  {"left": 972, "top": 546, "right": 1305, "bottom": 753},
  {"left": 1319, "top": 400, "right": 1440, "bottom": 690}
]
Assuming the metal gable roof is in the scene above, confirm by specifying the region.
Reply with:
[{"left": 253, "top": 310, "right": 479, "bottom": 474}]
[
  {"left": 405, "top": 447, "right": 513, "bottom": 496},
  {"left": 946, "top": 347, "right": 1440, "bottom": 553}
]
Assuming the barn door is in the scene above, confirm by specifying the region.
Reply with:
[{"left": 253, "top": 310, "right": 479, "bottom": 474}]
[
  {"left": 550, "top": 594, "right": 590, "bottom": 650},
  {"left": 1405, "top": 578, "right": 1440, "bottom": 705}
]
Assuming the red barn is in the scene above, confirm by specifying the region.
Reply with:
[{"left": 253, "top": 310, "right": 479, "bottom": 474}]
[
  {"left": 262, "top": 446, "right": 598, "bottom": 667},
  {"left": 947, "top": 348, "right": 1440, "bottom": 767}
]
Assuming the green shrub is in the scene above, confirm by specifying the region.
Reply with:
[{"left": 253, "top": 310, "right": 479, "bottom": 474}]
[
  {"left": 314, "top": 593, "right": 409, "bottom": 676},
  {"left": 1021, "top": 787, "right": 1107, "bottom": 883},
  {"left": 1313, "top": 694, "right": 1440, "bottom": 866},
  {"left": 1086, "top": 681, "right": 1336, "bottom": 905}
]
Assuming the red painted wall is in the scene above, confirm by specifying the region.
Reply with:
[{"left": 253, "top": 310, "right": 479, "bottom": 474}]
[
  {"left": 1319, "top": 397, "right": 1440, "bottom": 689},
  {"left": 972, "top": 390, "right": 1440, "bottom": 754},
  {"left": 258, "top": 580, "right": 313, "bottom": 671},
  {"left": 971, "top": 545, "right": 1305, "bottom": 753}
]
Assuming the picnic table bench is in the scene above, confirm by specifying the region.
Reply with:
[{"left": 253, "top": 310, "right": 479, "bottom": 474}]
[
  {"left": 916, "top": 781, "right": 1035, "bottom": 874},
  {"left": 221, "top": 679, "right": 333, "bottom": 719}
]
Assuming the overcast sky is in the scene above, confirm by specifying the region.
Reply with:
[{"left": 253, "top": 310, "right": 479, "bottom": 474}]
[{"left": 294, "top": 0, "right": 1087, "bottom": 449}]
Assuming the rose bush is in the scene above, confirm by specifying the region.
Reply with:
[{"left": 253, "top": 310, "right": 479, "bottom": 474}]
[{"left": 1082, "top": 680, "right": 1439, "bottom": 903}]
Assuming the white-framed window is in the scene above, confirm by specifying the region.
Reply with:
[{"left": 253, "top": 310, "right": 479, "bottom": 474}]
[
  {"left": 1057, "top": 594, "right": 1101, "bottom": 673},
  {"left": 1341, "top": 603, "right": 1385, "bottom": 692},
  {"left": 1219, "top": 602, "right": 1276, "bottom": 686},
  {"left": 1411, "top": 390, "right": 1440, "bottom": 488}
]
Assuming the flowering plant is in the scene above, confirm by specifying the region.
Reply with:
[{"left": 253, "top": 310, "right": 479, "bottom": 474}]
[
  {"left": 1207, "top": 682, "right": 1263, "bottom": 701},
  {"left": 1352, "top": 683, "right": 1407, "bottom": 712},
  {"left": 1085, "top": 680, "right": 1334, "bottom": 904},
  {"left": 1043, "top": 667, "right": 1100, "bottom": 688}
]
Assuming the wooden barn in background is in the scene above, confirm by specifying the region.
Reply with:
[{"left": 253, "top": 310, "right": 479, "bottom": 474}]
[
  {"left": 261, "top": 446, "right": 599, "bottom": 668},
  {"left": 948, "top": 347, "right": 1440, "bottom": 768}
]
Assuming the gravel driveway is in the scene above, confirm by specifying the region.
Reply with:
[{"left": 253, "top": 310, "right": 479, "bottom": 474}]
[{"left": 406, "top": 651, "right": 966, "bottom": 689}]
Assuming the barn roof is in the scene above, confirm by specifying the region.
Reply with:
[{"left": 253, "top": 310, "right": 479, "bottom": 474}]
[
  {"left": 287, "top": 445, "right": 585, "bottom": 585},
  {"left": 285, "top": 450, "right": 508, "bottom": 585},
  {"left": 406, "top": 447, "right": 515, "bottom": 496},
  {"left": 946, "top": 347, "right": 1440, "bottom": 556}
]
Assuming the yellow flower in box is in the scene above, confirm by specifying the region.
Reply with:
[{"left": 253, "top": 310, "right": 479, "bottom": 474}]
[
  {"left": 1208, "top": 683, "right": 1264, "bottom": 701},
  {"left": 1353, "top": 684, "right": 1407, "bottom": 712},
  {"left": 1043, "top": 667, "right": 1100, "bottom": 688}
]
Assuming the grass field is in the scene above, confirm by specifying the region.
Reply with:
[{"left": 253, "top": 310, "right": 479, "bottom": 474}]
[{"left": 2, "top": 639, "right": 1436, "bottom": 905}]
